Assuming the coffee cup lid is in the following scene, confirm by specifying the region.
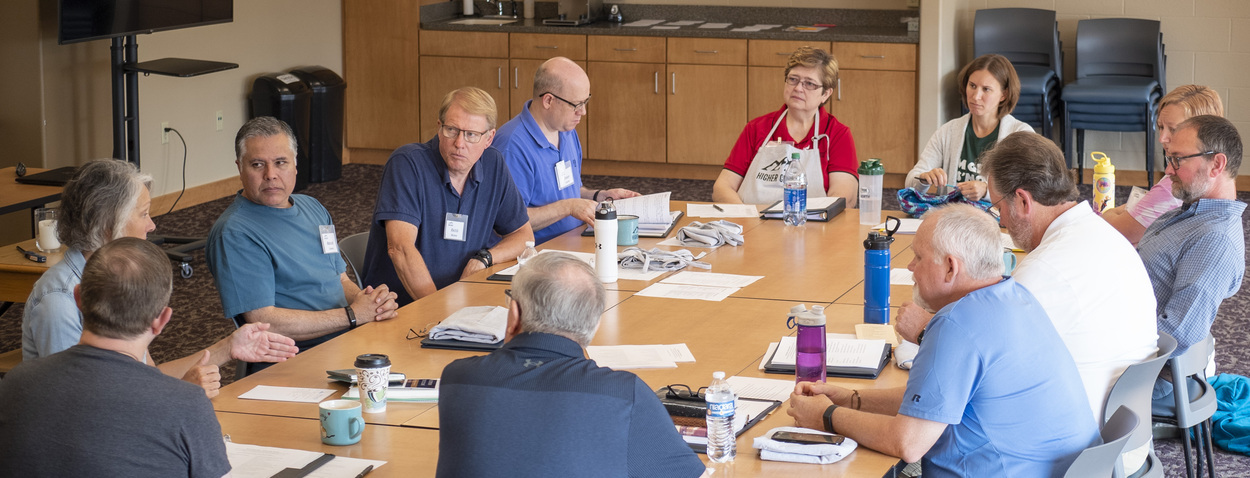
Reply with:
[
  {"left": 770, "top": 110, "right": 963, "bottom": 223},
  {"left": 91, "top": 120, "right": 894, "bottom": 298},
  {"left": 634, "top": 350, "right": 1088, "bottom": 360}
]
[{"left": 354, "top": 353, "right": 391, "bottom": 368}]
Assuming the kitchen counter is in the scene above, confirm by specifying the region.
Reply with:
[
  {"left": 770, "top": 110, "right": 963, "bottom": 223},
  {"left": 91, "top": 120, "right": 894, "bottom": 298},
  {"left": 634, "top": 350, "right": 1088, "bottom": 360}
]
[{"left": 421, "top": 2, "right": 919, "bottom": 44}]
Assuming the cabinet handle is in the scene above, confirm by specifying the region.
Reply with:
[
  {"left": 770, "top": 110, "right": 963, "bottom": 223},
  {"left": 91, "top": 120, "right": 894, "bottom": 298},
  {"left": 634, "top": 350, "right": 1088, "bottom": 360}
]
[
  {"left": 498, "top": 67, "right": 502, "bottom": 89},
  {"left": 671, "top": 72, "right": 676, "bottom": 95},
  {"left": 514, "top": 67, "right": 518, "bottom": 89},
  {"left": 694, "top": 50, "right": 718, "bottom": 54},
  {"left": 860, "top": 55, "right": 886, "bottom": 59},
  {"left": 836, "top": 78, "right": 841, "bottom": 101},
  {"left": 614, "top": 48, "right": 638, "bottom": 52},
  {"left": 535, "top": 45, "right": 558, "bottom": 49},
  {"left": 654, "top": 71, "right": 659, "bottom": 94}
]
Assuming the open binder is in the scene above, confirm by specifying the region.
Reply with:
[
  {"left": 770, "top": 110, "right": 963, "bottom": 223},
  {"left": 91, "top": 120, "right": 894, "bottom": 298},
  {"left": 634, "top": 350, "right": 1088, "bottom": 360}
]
[{"left": 763, "top": 341, "right": 893, "bottom": 380}]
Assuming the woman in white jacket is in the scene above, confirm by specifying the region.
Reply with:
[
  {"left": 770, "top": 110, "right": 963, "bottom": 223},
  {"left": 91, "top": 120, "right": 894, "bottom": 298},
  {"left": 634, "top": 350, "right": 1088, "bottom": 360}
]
[{"left": 905, "top": 54, "right": 1033, "bottom": 201}]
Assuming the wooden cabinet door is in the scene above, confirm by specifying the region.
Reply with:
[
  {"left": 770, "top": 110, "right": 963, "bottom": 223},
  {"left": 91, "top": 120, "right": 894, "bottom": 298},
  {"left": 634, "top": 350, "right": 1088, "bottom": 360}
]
[
  {"left": 827, "top": 69, "right": 917, "bottom": 174},
  {"left": 343, "top": 0, "right": 419, "bottom": 150},
  {"left": 666, "top": 64, "right": 747, "bottom": 165},
  {"left": 418, "top": 56, "right": 509, "bottom": 142},
  {"left": 510, "top": 58, "right": 588, "bottom": 153},
  {"left": 586, "top": 61, "right": 666, "bottom": 163}
]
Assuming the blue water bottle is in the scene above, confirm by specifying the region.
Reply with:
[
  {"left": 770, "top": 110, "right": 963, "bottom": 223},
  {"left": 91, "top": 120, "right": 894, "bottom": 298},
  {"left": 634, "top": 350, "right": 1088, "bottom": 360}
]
[{"left": 863, "top": 217, "right": 899, "bottom": 324}]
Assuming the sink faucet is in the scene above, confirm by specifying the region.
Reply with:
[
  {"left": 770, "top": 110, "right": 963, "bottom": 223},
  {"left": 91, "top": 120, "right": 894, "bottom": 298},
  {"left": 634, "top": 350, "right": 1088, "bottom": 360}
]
[{"left": 473, "top": 0, "right": 516, "bottom": 17}]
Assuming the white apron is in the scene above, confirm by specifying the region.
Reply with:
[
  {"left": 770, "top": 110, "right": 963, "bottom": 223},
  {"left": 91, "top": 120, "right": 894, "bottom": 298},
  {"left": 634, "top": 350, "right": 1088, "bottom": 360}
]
[{"left": 737, "top": 109, "right": 828, "bottom": 205}]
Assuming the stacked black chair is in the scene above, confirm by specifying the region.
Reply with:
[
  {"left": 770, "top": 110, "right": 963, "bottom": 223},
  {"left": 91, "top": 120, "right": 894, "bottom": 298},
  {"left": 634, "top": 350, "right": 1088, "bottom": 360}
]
[
  {"left": 1062, "top": 18, "right": 1165, "bottom": 183},
  {"left": 973, "top": 8, "right": 1063, "bottom": 149}
]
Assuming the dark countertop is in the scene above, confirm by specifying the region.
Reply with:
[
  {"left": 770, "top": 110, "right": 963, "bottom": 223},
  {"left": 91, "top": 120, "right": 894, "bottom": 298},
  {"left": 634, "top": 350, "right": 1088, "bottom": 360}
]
[{"left": 421, "top": 3, "right": 920, "bottom": 44}]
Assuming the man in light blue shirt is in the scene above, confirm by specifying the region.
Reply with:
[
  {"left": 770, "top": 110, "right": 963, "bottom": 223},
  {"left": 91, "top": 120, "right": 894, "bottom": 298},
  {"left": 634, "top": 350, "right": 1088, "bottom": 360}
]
[
  {"left": 493, "top": 57, "right": 638, "bottom": 243},
  {"left": 788, "top": 205, "right": 1097, "bottom": 477}
]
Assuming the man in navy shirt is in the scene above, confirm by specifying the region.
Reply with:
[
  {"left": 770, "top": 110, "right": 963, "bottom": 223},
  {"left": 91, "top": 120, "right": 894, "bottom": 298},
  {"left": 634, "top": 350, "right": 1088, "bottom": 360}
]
[
  {"left": 494, "top": 57, "right": 638, "bottom": 243},
  {"left": 437, "top": 252, "right": 707, "bottom": 478},
  {"left": 788, "top": 205, "right": 1097, "bottom": 477},
  {"left": 363, "top": 87, "right": 534, "bottom": 305}
]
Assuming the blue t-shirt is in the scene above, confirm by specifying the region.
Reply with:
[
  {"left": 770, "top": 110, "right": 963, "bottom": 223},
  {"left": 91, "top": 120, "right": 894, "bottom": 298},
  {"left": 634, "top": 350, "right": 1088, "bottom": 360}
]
[
  {"left": 438, "top": 332, "right": 706, "bottom": 477},
  {"left": 362, "top": 136, "right": 529, "bottom": 306},
  {"left": 206, "top": 194, "right": 348, "bottom": 321},
  {"left": 898, "top": 278, "right": 1098, "bottom": 478},
  {"left": 495, "top": 100, "right": 585, "bottom": 243}
]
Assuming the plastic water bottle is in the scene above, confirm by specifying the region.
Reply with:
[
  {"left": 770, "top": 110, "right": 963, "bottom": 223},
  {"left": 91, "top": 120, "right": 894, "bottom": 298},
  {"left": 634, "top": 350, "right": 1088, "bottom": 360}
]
[
  {"left": 1092, "top": 152, "right": 1116, "bottom": 214},
  {"left": 706, "top": 371, "right": 737, "bottom": 463},
  {"left": 518, "top": 241, "right": 538, "bottom": 266},
  {"left": 794, "top": 306, "right": 827, "bottom": 383},
  {"left": 858, "top": 158, "right": 884, "bottom": 225},
  {"left": 594, "top": 200, "right": 618, "bottom": 283},
  {"left": 782, "top": 152, "right": 807, "bottom": 226},
  {"left": 863, "top": 230, "right": 895, "bottom": 324}
]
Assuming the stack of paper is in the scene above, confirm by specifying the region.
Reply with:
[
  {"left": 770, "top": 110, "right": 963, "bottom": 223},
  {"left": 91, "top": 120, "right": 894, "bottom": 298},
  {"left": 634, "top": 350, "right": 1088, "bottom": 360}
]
[
  {"left": 635, "top": 271, "right": 764, "bottom": 301},
  {"left": 586, "top": 343, "right": 695, "bottom": 369},
  {"left": 226, "top": 442, "right": 385, "bottom": 477}
]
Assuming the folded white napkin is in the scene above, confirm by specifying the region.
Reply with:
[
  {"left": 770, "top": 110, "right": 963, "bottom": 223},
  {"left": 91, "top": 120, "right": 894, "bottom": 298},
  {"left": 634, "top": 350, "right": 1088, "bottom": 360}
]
[
  {"left": 895, "top": 340, "right": 920, "bottom": 369},
  {"left": 752, "top": 426, "right": 858, "bottom": 464},
  {"left": 428, "top": 306, "right": 508, "bottom": 343},
  {"left": 618, "top": 247, "right": 711, "bottom": 271},
  {"left": 677, "top": 220, "right": 744, "bottom": 247}
]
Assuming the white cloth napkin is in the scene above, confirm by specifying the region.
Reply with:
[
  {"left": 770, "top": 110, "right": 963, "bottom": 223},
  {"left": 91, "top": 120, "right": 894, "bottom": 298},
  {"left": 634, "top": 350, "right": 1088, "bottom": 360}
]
[
  {"left": 677, "top": 220, "right": 744, "bottom": 247},
  {"left": 752, "top": 426, "right": 858, "bottom": 464},
  {"left": 618, "top": 247, "right": 711, "bottom": 271},
  {"left": 895, "top": 340, "right": 920, "bottom": 369},
  {"left": 428, "top": 306, "right": 508, "bottom": 343}
]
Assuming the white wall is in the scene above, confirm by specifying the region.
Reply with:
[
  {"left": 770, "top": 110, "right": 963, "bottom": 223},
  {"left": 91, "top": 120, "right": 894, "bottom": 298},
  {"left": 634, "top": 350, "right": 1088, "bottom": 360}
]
[
  {"left": 921, "top": 0, "right": 1250, "bottom": 174},
  {"left": 37, "top": 0, "right": 343, "bottom": 197}
]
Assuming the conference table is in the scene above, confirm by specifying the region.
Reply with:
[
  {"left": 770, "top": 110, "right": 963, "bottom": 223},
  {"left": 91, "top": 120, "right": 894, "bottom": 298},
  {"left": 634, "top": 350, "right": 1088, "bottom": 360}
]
[
  {"left": 0, "top": 167, "right": 63, "bottom": 304},
  {"left": 212, "top": 203, "right": 918, "bottom": 477}
]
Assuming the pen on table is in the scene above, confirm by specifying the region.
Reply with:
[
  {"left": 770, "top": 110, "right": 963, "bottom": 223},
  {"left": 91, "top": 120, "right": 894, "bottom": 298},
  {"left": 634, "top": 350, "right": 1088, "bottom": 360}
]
[
  {"left": 355, "top": 465, "right": 374, "bottom": 478},
  {"left": 712, "top": 204, "right": 725, "bottom": 212}
]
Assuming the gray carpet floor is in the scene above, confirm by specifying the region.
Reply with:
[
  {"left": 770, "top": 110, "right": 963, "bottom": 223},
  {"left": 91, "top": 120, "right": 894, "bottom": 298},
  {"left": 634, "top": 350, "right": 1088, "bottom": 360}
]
[{"left": 1, "top": 163, "right": 1246, "bottom": 475}]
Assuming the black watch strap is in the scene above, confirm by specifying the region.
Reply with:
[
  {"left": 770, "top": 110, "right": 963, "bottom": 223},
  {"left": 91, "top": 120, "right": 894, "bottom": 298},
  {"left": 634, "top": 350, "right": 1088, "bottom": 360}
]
[
  {"left": 346, "top": 306, "right": 357, "bottom": 329},
  {"left": 823, "top": 404, "right": 839, "bottom": 434},
  {"left": 917, "top": 328, "right": 925, "bottom": 345},
  {"left": 474, "top": 248, "right": 493, "bottom": 267}
]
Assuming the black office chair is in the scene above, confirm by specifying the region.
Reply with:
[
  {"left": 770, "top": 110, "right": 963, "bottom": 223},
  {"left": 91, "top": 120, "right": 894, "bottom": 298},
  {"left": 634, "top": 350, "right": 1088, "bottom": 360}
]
[
  {"left": 974, "top": 8, "right": 1063, "bottom": 148},
  {"left": 1062, "top": 18, "right": 1165, "bottom": 183}
]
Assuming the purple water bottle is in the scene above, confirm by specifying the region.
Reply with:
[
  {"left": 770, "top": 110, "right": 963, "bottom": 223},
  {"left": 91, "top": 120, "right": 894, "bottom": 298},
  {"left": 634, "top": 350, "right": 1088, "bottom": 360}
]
[
  {"left": 790, "top": 305, "right": 827, "bottom": 383},
  {"left": 864, "top": 217, "right": 899, "bottom": 324}
]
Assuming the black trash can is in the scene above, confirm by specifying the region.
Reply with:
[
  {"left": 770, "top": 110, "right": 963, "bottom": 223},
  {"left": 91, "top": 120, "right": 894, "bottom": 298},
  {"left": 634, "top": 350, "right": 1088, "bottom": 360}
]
[
  {"left": 290, "top": 66, "right": 346, "bottom": 184},
  {"left": 250, "top": 73, "right": 311, "bottom": 191}
]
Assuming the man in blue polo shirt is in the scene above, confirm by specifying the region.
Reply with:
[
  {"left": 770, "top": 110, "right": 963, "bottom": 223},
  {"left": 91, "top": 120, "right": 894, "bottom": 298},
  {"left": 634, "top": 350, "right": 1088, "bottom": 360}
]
[
  {"left": 788, "top": 205, "right": 1097, "bottom": 477},
  {"left": 494, "top": 57, "right": 638, "bottom": 243},
  {"left": 438, "top": 252, "right": 707, "bottom": 478},
  {"left": 362, "top": 87, "right": 534, "bottom": 305}
]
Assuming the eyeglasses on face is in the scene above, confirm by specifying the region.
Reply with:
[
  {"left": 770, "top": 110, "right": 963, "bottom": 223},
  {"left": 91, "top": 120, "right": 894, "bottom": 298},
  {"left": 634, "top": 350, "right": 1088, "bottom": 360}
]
[
  {"left": 1164, "top": 151, "right": 1217, "bottom": 171},
  {"left": 542, "top": 92, "right": 591, "bottom": 112},
  {"left": 439, "top": 124, "right": 489, "bottom": 144},
  {"left": 987, "top": 195, "right": 1007, "bottom": 221},
  {"left": 504, "top": 288, "right": 513, "bottom": 307},
  {"left": 784, "top": 75, "right": 823, "bottom": 91}
]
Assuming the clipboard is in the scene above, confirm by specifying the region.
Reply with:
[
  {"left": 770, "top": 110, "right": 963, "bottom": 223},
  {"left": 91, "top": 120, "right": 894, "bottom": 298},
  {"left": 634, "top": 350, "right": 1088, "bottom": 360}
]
[
  {"left": 665, "top": 396, "right": 781, "bottom": 454},
  {"left": 762, "top": 342, "right": 892, "bottom": 379},
  {"left": 419, "top": 337, "right": 503, "bottom": 351}
]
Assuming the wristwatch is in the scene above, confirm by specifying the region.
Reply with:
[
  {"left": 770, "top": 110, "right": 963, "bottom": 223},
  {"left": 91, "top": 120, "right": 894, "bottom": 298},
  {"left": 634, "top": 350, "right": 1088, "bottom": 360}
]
[
  {"left": 473, "top": 248, "right": 493, "bottom": 268},
  {"left": 823, "top": 404, "right": 839, "bottom": 434},
  {"left": 345, "top": 306, "right": 357, "bottom": 329}
]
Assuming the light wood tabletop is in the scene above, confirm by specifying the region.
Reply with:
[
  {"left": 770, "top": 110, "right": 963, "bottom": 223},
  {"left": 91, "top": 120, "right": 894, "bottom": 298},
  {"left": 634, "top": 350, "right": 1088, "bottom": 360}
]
[
  {"left": 213, "top": 206, "right": 917, "bottom": 476},
  {"left": 0, "top": 238, "right": 62, "bottom": 303},
  {"left": 0, "top": 166, "right": 61, "bottom": 217}
]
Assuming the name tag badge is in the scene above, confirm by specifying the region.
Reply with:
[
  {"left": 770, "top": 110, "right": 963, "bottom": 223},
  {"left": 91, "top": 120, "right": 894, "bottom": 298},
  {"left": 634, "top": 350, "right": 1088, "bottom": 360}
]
[
  {"left": 444, "top": 213, "right": 468, "bottom": 242},
  {"left": 319, "top": 225, "right": 339, "bottom": 254},
  {"left": 555, "top": 161, "right": 575, "bottom": 190}
]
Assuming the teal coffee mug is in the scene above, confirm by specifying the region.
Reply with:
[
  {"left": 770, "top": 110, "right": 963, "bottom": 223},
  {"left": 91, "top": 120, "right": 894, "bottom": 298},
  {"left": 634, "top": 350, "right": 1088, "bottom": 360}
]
[
  {"left": 1002, "top": 250, "right": 1018, "bottom": 276},
  {"left": 320, "top": 399, "right": 364, "bottom": 445},
  {"left": 617, "top": 215, "right": 639, "bottom": 246}
]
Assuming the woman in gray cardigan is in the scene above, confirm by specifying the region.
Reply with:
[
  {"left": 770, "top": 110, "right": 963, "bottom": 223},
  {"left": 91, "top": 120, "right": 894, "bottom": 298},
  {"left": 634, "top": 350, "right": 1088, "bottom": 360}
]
[{"left": 905, "top": 54, "right": 1033, "bottom": 201}]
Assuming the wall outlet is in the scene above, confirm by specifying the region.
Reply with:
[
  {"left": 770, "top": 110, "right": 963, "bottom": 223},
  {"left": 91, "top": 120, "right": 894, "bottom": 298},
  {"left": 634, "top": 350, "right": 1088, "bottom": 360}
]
[
  {"left": 216, "top": 110, "right": 224, "bottom": 131},
  {"left": 161, "top": 121, "right": 170, "bottom": 144}
]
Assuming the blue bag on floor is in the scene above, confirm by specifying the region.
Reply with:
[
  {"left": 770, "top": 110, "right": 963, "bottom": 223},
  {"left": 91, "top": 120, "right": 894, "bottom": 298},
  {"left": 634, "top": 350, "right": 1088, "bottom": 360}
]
[{"left": 1210, "top": 373, "right": 1250, "bottom": 455}]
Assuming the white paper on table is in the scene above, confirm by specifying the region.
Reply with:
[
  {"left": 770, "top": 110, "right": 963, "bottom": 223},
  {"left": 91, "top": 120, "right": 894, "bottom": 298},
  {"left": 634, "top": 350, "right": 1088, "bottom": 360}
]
[
  {"left": 497, "top": 248, "right": 663, "bottom": 281},
  {"left": 754, "top": 24, "right": 781, "bottom": 29},
  {"left": 1000, "top": 233, "right": 1023, "bottom": 252},
  {"left": 237, "top": 385, "right": 335, "bottom": 403},
  {"left": 662, "top": 271, "right": 763, "bottom": 288},
  {"left": 699, "top": 22, "right": 732, "bottom": 29},
  {"left": 651, "top": 25, "right": 679, "bottom": 29},
  {"left": 586, "top": 344, "right": 694, "bottom": 369},
  {"left": 613, "top": 192, "right": 673, "bottom": 224},
  {"left": 771, "top": 336, "right": 887, "bottom": 369},
  {"left": 226, "top": 442, "right": 385, "bottom": 478},
  {"left": 687, "top": 203, "right": 760, "bottom": 218},
  {"left": 1124, "top": 186, "right": 1149, "bottom": 211},
  {"left": 623, "top": 19, "right": 664, "bottom": 27},
  {"left": 890, "top": 268, "right": 914, "bottom": 285},
  {"left": 760, "top": 342, "right": 778, "bottom": 370},
  {"left": 726, "top": 376, "right": 796, "bottom": 402},
  {"left": 855, "top": 323, "right": 900, "bottom": 346},
  {"left": 635, "top": 283, "right": 738, "bottom": 301},
  {"left": 875, "top": 218, "right": 922, "bottom": 234},
  {"left": 666, "top": 20, "right": 704, "bottom": 26}
]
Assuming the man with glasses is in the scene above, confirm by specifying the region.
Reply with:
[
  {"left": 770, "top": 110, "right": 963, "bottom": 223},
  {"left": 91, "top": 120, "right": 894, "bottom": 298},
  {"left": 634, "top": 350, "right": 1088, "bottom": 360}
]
[
  {"left": 493, "top": 57, "right": 639, "bottom": 243},
  {"left": 1137, "top": 115, "right": 1244, "bottom": 399},
  {"left": 437, "top": 252, "right": 707, "bottom": 477},
  {"left": 362, "top": 87, "right": 534, "bottom": 306}
]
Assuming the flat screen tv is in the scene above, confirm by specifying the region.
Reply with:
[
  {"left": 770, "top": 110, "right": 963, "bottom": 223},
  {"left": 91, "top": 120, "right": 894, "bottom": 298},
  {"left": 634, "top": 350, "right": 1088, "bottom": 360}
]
[{"left": 59, "top": 0, "right": 233, "bottom": 45}]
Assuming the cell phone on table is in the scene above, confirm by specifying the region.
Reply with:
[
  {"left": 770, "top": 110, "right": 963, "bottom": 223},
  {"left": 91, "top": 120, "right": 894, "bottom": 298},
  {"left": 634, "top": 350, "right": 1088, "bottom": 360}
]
[{"left": 771, "top": 431, "right": 845, "bottom": 445}]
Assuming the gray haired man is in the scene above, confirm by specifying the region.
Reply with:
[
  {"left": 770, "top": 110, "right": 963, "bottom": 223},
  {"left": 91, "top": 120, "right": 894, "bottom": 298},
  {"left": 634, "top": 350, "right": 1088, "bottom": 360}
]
[{"left": 437, "top": 253, "right": 707, "bottom": 477}]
